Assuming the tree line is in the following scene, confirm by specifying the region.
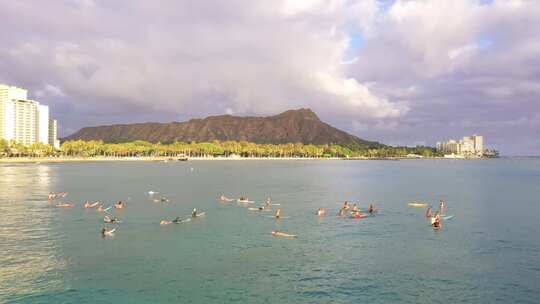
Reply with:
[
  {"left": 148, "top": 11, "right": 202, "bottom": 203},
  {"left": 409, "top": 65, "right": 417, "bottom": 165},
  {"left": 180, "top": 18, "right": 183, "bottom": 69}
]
[{"left": 0, "top": 138, "right": 441, "bottom": 158}]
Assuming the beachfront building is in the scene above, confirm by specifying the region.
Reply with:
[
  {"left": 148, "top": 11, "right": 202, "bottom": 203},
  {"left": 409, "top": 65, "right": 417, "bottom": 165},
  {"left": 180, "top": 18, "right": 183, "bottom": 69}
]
[
  {"left": 49, "top": 119, "right": 60, "bottom": 149},
  {"left": 0, "top": 84, "right": 59, "bottom": 148},
  {"left": 436, "top": 135, "right": 484, "bottom": 157}
]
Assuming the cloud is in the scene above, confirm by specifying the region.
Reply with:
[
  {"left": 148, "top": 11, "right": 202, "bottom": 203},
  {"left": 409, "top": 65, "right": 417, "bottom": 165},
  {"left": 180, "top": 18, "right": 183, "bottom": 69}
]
[{"left": 0, "top": 0, "right": 539, "bottom": 154}]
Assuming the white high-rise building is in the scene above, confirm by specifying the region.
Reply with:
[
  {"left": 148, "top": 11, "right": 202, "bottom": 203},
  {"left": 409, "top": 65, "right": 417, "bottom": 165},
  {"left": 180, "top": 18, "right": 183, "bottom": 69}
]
[
  {"left": 436, "top": 135, "right": 485, "bottom": 157},
  {"left": 473, "top": 135, "right": 483, "bottom": 154},
  {"left": 0, "top": 84, "right": 28, "bottom": 139},
  {"left": 48, "top": 119, "right": 60, "bottom": 149},
  {"left": 0, "top": 84, "right": 59, "bottom": 148},
  {"left": 38, "top": 104, "right": 50, "bottom": 144}
]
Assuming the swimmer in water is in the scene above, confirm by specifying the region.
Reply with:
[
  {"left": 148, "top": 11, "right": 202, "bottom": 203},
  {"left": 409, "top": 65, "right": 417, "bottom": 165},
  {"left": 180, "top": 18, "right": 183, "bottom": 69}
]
[
  {"left": 338, "top": 207, "right": 346, "bottom": 217},
  {"left": 114, "top": 201, "right": 124, "bottom": 209},
  {"left": 272, "top": 231, "right": 297, "bottom": 238},
  {"left": 275, "top": 208, "right": 281, "bottom": 219},
  {"left": 316, "top": 208, "right": 326, "bottom": 216},
  {"left": 368, "top": 203, "right": 375, "bottom": 214},
  {"left": 351, "top": 204, "right": 359, "bottom": 213},
  {"left": 343, "top": 201, "right": 350, "bottom": 210}
]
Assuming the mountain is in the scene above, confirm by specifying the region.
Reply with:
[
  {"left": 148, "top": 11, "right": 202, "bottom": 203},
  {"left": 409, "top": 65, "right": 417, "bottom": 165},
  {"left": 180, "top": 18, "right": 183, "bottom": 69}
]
[{"left": 64, "top": 108, "right": 381, "bottom": 147}]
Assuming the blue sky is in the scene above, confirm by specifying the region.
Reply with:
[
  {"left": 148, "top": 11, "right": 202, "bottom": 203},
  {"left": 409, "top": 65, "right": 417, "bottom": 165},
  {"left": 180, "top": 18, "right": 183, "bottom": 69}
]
[{"left": 1, "top": 0, "right": 539, "bottom": 155}]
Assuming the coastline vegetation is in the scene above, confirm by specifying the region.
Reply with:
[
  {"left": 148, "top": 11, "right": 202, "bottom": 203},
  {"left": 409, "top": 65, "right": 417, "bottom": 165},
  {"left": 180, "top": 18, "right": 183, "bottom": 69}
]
[{"left": 0, "top": 139, "right": 441, "bottom": 159}]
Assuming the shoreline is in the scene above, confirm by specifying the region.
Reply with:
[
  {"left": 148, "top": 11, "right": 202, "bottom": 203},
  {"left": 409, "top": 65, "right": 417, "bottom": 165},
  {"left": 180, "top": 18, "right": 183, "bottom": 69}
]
[{"left": 0, "top": 156, "right": 494, "bottom": 164}]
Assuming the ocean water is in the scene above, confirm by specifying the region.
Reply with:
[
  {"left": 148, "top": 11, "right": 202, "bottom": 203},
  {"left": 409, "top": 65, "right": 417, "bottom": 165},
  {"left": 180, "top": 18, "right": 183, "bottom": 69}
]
[{"left": 1, "top": 159, "right": 539, "bottom": 303}]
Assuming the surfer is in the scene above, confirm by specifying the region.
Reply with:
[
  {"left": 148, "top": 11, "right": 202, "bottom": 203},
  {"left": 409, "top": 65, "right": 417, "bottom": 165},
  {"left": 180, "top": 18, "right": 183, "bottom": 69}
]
[
  {"left": 438, "top": 200, "right": 445, "bottom": 215},
  {"left": 84, "top": 201, "right": 99, "bottom": 208},
  {"left": 271, "top": 231, "right": 297, "bottom": 238},
  {"left": 161, "top": 216, "right": 189, "bottom": 225},
  {"left": 426, "top": 207, "right": 433, "bottom": 218},
  {"left": 104, "top": 215, "right": 121, "bottom": 224},
  {"left": 101, "top": 228, "right": 115, "bottom": 237},
  {"left": 432, "top": 215, "right": 441, "bottom": 230},
  {"left": 172, "top": 216, "right": 186, "bottom": 223}
]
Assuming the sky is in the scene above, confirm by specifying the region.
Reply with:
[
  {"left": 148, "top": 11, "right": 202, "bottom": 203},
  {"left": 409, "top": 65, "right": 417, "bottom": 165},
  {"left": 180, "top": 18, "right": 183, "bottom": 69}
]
[{"left": 1, "top": 0, "right": 539, "bottom": 155}]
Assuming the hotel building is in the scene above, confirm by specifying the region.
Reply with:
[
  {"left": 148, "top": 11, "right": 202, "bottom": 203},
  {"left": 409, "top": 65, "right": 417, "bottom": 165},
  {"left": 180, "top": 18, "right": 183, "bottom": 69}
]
[
  {"left": 436, "top": 135, "right": 484, "bottom": 157},
  {"left": 0, "top": 84, "right": 60, "bottom": 148}
]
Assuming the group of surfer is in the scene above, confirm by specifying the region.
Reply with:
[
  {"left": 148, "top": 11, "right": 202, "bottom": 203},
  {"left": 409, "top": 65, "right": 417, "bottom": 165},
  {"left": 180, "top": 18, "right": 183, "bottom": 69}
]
[
  {"left": 48, "top": 192, "right": 67, "bottom": 200},
  {"left": 220, "top": 194, "right": 380, "bottom": 238},
  {"left": 48, "top": 192, "right": 74, "bottom": 208},
  {"left": 51, "top": 189, "right": 447, "bottom": 238},
  {"left": 48, "top": 192, "right": 124, "bottom": 236},
  {"left": 221, "top": 194, "right": 293, "bottom": 237},
  {"left": 336, "top": 201, "right": 376, "bottom": 218},
  {"left": 147, "top": 191, "right": 206, "bottom": 225}
]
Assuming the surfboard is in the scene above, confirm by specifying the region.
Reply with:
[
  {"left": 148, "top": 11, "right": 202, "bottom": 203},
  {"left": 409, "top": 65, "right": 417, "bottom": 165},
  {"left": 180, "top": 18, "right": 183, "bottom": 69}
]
[{"left": 408, "top": 202, "right": 427, "bottom": 208}]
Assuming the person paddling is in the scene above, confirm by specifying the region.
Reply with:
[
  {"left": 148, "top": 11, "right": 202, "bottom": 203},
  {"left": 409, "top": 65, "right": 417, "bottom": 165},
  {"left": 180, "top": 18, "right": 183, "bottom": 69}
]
[
  {"left": 432, "top": 215, "right": 441, "bottom": 230},
  {"left": 316, "top": 208, "right": 326, "bottom": 216}
]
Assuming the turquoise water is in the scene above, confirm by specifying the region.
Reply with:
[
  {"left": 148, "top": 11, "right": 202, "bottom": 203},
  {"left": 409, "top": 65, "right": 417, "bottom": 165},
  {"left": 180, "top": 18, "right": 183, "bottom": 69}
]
[{"left": 1, "top": 159, "right": 539, "bottom": 303}]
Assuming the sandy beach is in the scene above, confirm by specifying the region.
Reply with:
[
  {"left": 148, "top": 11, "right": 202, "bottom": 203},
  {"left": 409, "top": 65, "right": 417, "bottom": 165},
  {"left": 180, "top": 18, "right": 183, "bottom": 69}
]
[
  {"left": 0, "top": 156, "right": 348, "bottom": 163},
  {"left": 0, "top": 155, "right": 458, "bottom": 164}
]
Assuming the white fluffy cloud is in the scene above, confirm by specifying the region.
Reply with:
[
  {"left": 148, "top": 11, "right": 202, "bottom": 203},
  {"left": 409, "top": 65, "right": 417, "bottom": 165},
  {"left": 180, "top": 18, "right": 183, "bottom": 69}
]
[{"left": 0, "top": 0, "right": 397, "bottom": 120}]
